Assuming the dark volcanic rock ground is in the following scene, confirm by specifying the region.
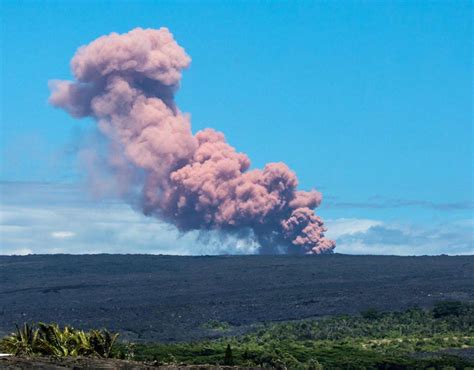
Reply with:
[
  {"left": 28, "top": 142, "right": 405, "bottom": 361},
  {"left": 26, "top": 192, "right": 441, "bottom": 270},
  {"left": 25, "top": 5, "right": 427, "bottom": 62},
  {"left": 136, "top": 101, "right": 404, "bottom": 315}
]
[
  {"left": 0, "top": 356, "right": 258, "bottom": 369},
  {"left": 0, "top": 254, "right": 472, "bottom": 342}
]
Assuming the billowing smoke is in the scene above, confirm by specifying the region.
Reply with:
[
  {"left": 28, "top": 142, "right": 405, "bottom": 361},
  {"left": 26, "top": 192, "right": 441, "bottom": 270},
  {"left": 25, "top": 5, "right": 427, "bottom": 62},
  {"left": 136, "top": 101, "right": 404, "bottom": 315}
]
[{"left": 49, "top": 27, "right": 335, "bottom": 254}]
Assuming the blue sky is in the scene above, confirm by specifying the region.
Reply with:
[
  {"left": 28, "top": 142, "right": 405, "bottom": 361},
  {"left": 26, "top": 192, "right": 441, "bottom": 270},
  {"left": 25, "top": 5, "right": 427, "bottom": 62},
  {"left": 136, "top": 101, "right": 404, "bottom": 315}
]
[{"left": 0, "top": 1, "right": 472, "bottom": 255}]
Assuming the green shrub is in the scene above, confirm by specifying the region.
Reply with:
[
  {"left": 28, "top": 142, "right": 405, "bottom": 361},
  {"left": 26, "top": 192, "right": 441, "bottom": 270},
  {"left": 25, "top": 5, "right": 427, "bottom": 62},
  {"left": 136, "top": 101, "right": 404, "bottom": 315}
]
[
  {"left": 433, "top": 301, "right": 467, "bottom": 318},
  {"left": 360, "top": 308, "right": 382, "bottom": 320}
]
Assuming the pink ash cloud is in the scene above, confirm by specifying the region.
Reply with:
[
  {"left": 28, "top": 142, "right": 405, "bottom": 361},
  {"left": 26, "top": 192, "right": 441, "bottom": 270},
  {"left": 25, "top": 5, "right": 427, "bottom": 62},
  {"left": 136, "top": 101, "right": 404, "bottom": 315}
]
[{"left": 49, "top": 27, "right": 335, "bottom": 254}]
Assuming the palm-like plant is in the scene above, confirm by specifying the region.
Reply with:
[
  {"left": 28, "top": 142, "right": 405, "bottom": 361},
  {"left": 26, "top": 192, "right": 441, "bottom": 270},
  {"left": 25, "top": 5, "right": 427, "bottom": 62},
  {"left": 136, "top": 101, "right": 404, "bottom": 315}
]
[
  {"left": 1, "top": 323, "right": 119, "bottom": 358},
  {"left": 0, "top": 323, "right": 39, "bottom": 356},
  {"left": 88, "top": 329, "right": 119, "bottom": 358},
  {"left": 36, "top": 323, "right": 80, "bottom": 357},
  {"left": 74, "top": 329, "right": 94, "bottom": 355}
]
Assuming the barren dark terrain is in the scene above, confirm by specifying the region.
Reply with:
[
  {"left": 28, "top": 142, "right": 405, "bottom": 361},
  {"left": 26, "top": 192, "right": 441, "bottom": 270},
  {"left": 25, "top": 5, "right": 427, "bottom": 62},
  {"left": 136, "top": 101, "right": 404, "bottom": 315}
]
[
  {"left": 0, "top": 254, "right": 472, "bottom": 342},
  {"left": 0, "top": 356, "right": 256, "bottom": 369}
]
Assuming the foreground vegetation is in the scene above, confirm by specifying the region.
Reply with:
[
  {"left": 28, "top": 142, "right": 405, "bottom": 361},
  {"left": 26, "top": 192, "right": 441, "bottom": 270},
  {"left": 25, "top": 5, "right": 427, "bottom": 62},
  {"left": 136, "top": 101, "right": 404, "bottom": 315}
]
[
  {"left": 0, "top": 323, "right": 118, "bottom": 358},
  {"left": 1, "top": 301, "right": 473, "bottom": 369},
  {"left": 121, "top": 301, "right": 474, "bottom": 369}
]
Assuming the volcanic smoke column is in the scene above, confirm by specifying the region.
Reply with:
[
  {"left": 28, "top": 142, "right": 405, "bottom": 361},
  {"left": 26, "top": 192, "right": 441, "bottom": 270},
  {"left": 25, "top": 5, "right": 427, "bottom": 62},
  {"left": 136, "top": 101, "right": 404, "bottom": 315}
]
[{"left": 49, "top": 27, "right": 335, "bottom": 254}]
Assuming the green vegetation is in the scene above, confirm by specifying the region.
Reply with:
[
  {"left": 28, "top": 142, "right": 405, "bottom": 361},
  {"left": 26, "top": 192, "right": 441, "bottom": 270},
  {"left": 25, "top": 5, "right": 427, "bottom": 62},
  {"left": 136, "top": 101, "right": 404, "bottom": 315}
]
[
  {"left": 0, "top": 323, "right": 118, "bottom": 358},
  {"left": 119, "top": 302, "right": 474, "bottom": 369},
  {"left": 201, "top": 320, "right": 232, "bottom": 332},
  {"left": 433, "top": 301, "right": 471, "bottom": 319},
  {"left": 1, "top": 302, "right": 473, "bottom": 369}
]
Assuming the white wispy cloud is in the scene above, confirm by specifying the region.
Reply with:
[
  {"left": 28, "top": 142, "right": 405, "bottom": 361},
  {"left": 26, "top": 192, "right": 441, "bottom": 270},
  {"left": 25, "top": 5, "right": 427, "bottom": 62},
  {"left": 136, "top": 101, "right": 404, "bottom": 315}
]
[
  {"left": 50, "top": 231, "right": 76, "bottom": 239},
  {"left": 326, "top": 218, "right": 473, "bottom": 256},
  {"left": 324, "top": 218, "right": 383, "bottom": 238}
]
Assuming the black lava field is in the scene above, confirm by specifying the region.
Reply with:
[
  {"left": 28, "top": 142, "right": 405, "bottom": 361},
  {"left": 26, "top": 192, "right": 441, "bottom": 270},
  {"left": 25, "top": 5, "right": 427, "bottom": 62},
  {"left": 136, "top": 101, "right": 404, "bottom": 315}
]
[{"left": 0, "top": 254, "right": 472, "bottom": 342}]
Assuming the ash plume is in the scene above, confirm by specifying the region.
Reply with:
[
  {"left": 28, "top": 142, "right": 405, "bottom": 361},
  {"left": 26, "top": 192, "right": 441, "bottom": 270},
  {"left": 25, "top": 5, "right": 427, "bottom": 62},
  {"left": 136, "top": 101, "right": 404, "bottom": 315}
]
[{"left": 49, "top": 27, "right": 335, "bottom": 254}]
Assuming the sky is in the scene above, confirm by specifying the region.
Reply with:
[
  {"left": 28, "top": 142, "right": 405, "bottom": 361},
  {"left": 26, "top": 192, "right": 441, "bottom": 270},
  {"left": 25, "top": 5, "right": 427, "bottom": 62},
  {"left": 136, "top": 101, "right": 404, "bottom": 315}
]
[{"left": 0, "top": 0, "right": 472, "bottom": 255}]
